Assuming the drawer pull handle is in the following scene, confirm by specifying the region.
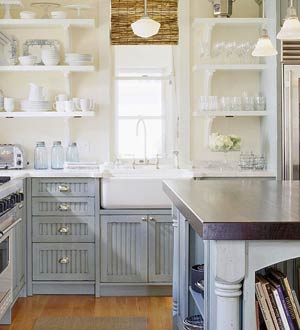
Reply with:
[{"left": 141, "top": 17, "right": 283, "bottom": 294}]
[
  {"left": 141, "top": 217, "right": 147, "bottom": 222},
  {"left": 58, "top": 226, "right": 70, "bottom": 234},
  {"left": 58, "top": 203, "right": 71, "bottom": 211},
  {"left": 58, "top": 185, "right": 70, "bottom": 192},
  {"left": 58, "top": 257, "right": 70, "bottom": 264},
  {"left": 149, "top": 217, "right": 156, "bottom": 222}
]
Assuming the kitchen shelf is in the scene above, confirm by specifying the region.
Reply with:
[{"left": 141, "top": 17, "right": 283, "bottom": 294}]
[
  {"left": 189, "top": 286, "right": 205, "bottom": 318},
  {"left": 0, "top": 111, "right": 95, "bottom": 118},
  {"left": 193, "top": 111, "right": 267, "bottom": 117},
  {"left": 193, "top": 64, "right": 267, "bottom": 72},
  {"left": 193, "top": 17, "right": 268, "bottom": 28},
  {"left": 0, "top": 19, "right": 95, "bottom": 29},
  {"left": 0, "top": 65, "right": 96, "bottom": 72}
]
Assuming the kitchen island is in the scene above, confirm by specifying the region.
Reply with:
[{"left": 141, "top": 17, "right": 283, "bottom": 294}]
[{"left": 163, "top": 180, "right": 300, "bottom": 330}]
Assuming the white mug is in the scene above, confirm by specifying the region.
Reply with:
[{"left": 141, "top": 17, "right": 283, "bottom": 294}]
[
  {"left": 55, "top": 94, "right": 68, "bottom": 102},
  {"left": 80, "top": 98, "right": 94, "bottom": 112},
  {"left": 4, "top": 98, "right": 14, "bottom": 112},
  {"left": 53, "top": 100, "right": 65, "bottom": 112},
  {"left": 65, "top": 100, "right": 74, "bottom": 113}
]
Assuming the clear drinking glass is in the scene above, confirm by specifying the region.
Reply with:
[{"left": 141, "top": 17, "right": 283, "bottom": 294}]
[
  {"left": 232, "top": 97, "right": 242, "bottom": 111},
  {"left": 66, "top": 142, "right": 80, "bottom": 163},
  {"left": 51, "top": 141, "right": 64, "bottom": 169},
  {"left": 255, "top": 96, "right": 266, "bottom": 111},
  {"left": 243, "top": 96, "right": 255, "bottom": 111},
  {"left": 34, "top": 141, "right": 48, "bottom": 170}
]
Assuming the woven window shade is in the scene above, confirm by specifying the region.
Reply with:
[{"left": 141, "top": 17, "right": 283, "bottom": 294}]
[{"left": 111, "top": 0, "right": 179, "bottom": 45}]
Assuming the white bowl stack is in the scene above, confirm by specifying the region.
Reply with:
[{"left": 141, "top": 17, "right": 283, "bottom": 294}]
[
  {"left": 51, "top": 11, "right": 67, "bottom": 19},
  {"left": 19, "top": 55, "right": 37, "bottom": 66},
  {"left": 20, "top": 100, "right": 52, "bottom": 112},
  {"left": 41, "top": 49, "right": 60, "bottom": 66},
  {"left": 65, "top": 53, "right": 93, "bottom": 66},
  {"left": 20, "top": 11, "right": 37, "bottom": 19}
]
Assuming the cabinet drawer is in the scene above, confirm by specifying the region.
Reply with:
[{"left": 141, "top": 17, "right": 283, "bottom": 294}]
[
  {"left": 32, "top": 197, "right": 95, "bottom": 216},
  {"left": 32, "top": 178, "right": 95, "bottom": 197},
  {"left": 32, "top": 217, "right": 95, "bottom": 243},
  {"left": 33, "top": 243, "right": 95, "bottom": 281}
]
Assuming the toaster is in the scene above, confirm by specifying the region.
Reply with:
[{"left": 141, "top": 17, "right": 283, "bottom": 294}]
[{"left": 0, "top": 145, "right": 26, "bottom": 169}]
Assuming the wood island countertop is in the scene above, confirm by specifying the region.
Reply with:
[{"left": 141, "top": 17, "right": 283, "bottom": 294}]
[{"left": 163, "top": 179, "right": 300, "bottom": 240}]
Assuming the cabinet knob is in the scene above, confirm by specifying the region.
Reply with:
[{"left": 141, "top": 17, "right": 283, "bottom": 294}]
[
  {"left": 58, "top": 184, "right": 70, "bottom": 192},
  {"left": 58, "top": 257, "right": 70, "bottom": 264},
  {"left": 141, "top": 217, "right": 148, "bottom": 222},
  {"left": 58, "top": 226, "right": 70, "bottom": 234},
  {"left": 149, "top": 217, "right": 156, "bottom": 222},
  {"left": 58, "top": 203, "right": 71, "bottom": 211}
]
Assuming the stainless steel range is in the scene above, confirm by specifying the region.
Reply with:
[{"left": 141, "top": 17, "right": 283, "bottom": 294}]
[{"left": 0, "top": 177, "right": 23, "bottom": 321}]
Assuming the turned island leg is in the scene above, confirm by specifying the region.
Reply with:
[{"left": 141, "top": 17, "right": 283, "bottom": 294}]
[{"left": 212, "top": 241, "right": 246, "bottom": 330}]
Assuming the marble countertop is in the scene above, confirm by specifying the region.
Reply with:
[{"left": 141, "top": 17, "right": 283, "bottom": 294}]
[{"left": 163, "top": 179, "right": 300, "bottom": 240}]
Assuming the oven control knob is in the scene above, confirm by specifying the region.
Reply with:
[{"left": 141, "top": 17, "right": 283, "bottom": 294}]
[
  {"left": 0, "top": 201, "right": 5, "bottom": 213},
  {"left": 0, "top": 231, "right": 3, "bottom": 238},
  {"left": 18, "top": 193, "right": 24, "bottom": 202}
]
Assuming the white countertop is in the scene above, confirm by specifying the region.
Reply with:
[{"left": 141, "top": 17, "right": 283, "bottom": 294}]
[{"left": 0, "top": 168, "right": 277, "bottom": 180}]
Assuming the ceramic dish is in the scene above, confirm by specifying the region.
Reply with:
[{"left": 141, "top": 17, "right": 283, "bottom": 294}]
[
  {"left": 20, "top": 11, "right": 37, "bottom": 19},
  {"left": 19, "top": 55, "right": 37, "bottom": 66},
  {"left": 23, "top": 39, "right": 60, "bottom": 65}
]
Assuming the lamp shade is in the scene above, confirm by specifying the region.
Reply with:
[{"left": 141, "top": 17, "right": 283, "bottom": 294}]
[
  {"left": 252, "top": 29, "right": 278, "bottom": 57},
  {"left": 277, "top": 5, "right": 300, "bottom": 40},
  {"left": 131, "top": 15, "right": 161, "bottom": 38}
]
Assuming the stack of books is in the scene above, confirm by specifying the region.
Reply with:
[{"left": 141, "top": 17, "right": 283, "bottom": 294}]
[{"left": 255, "top": 268, "right": 300, "bottom": 330}]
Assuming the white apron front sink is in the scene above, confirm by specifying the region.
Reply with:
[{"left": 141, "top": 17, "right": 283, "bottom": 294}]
[{"left": 100, "top": 169, "right": 193, "bottom": 209}]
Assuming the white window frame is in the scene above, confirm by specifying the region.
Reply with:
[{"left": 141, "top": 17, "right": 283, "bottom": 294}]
[{"left": 114, "top": 68, "right": 173, "bottom": 160}]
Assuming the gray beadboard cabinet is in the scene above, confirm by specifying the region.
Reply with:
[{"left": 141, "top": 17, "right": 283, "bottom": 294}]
[
  {"left": 27, "top": 178, "right": 99, "bottom": 295},
  {"left": 99, "top": 211, "right": 173, "bottom": 296}
]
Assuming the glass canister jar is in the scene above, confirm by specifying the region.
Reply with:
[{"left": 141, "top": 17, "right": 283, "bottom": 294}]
[
  {"left": 51, "top": 141, "right": 64, "bottom": 169},
  {"left": 66, "top": 142, "right": 79, "bottom": 163},
  {"left": 34, "top": 141, "right": 48, "bottom": 170}
]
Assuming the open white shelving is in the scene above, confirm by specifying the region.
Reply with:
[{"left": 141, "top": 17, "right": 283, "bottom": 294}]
[
  {"left": 189, "top": 286, "right": 204, "bottom": 318},
  {"left": 0, "top": 65, "right": 96, "bottom": 73},
  {"left": 193, "top": 111, "right": 267, "bottom": 117},
  {"left": 193, "top": 17, "right": 268, "bottom": 28},
  {"left": 193, "top": 64, "right": 267, "bottom": 72},
  {"left": 0, "top": 111, "right": 95, "bottom": 118},
  {"left": 0, "top": 19, "right": 95, "bottom": 29}
]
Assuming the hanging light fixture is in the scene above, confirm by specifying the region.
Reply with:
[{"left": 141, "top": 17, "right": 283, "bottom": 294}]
[
  {"left": 277, "top": 0, "right": 300, "bottom": 40},
  {"left": 131, "top": 0, "right": 161, "bottom": 38},
  {"left": 252, "top": 0, "right": 277, "bottom": 57}
]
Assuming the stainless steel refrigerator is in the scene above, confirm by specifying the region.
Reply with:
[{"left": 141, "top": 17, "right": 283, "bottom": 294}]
[{"left": 282, "top": 64, "right": 300, "bottom": 180}]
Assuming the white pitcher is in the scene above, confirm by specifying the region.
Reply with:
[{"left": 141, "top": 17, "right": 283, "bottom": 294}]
[{"left": 29, "top": 83, "right": 47, "bottom": 101}]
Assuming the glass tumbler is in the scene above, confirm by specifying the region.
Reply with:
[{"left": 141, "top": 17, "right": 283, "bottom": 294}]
[
  {"left": 255, "top": 96, "right": 266, "bottom": 111},
  {"left": 51, "top": 141, "right": 64, "bottom": 169},
  {"left": 34, "top": 141, "right": 48, "bottom": 170}
]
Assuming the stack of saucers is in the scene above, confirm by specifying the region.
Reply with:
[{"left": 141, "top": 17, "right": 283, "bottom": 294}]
[
  {"left": 51, "top": 11, "right": 67, "bottom": 19},
  {"left": 20, "top": 100, "right": 52, "bottom": 112},
  {"left": 65, "top": 53, "right": 93, "bottom": 66}
]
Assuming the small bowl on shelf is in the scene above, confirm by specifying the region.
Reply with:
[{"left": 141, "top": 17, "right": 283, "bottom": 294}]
[
  {"left": 20, "top": 11, "right": 37, "bottom": 19},
  {"left": 50, "top": 11, "right": 67, "bottom": 19},
  {"left": 19, "top": 55, "right": 37, "bottom": 66}
]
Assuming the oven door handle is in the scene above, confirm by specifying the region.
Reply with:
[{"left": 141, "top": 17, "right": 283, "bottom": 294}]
[{"left": 0, "top": 218, "right": 22, "bottom": 238}]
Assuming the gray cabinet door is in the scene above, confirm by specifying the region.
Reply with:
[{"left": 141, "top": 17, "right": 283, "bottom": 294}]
[
  {"left": 32, "top": 178, "right": 95, "bottom": 197},
  {"left": 13, "top": 219, "right": 25, "bottom": 300},
  {"left": 148, "top": 215, "right": 173, "bottom": 283},
  {"left": 32, "top": 197, "right": 95, "bottom": 216},
  {"left": 33, "top": 243, "right": 95, "bottom": 281},
  {"left": 32, "top": 216, "right": 95, "bottom": 243},
  {"left": 100, "top": 215, "right": 148, "bottom": 283}
]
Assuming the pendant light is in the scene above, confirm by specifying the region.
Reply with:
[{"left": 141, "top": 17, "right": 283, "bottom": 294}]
[
  {"left": 252, "top": 0, "right": 278, "bottom": 57},
  {"left": 131, "top": 0, "right": 161, "bottom": 38},
  {"left": 277, "top": 0, "right": 300, "bottom": 40}
]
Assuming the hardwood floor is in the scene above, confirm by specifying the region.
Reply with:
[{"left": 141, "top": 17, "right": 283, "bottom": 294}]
[{"left": 0, "top": 296, "right": 173, "bottom": 330}]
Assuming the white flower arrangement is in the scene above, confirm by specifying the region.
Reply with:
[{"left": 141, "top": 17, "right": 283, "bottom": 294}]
[{"left": 209, "top": 133, "right": 241, "bottom": 152}]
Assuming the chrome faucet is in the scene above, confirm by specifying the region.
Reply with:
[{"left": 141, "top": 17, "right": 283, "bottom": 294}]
[{"left": 136, "top": 117, "right": 148, "bottom": 164}]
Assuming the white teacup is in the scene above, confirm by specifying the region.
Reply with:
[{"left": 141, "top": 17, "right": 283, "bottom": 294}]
[
  {"left": 4, "top": 98, "right": 14, "bottom": 112},
  {"left": 65, "top": 100, "right": 74, "bottom": 113},
  {"left": 53, "top": 100, "right": 65, "bottom": 112},
  {"left": 80, "top": 98, "right": 94, "bottom": 112},
  {"left": 55, "top": 94, "right": 68, "bottom": 102}
]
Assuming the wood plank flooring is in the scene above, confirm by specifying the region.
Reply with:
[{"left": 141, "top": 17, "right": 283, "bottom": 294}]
[{"left": 0, "top": 296, "right": 173, "bottom": 330}]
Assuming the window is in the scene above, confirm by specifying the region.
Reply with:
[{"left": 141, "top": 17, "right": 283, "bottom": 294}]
[{"left": 114, "top": 45, "right": 175, "bottom": 161}]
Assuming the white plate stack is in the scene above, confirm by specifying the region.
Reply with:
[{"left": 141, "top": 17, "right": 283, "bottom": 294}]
[
  {"left": 65, "top": 53, "right": 93, "bottom": 66},
  {"left": 41, "top": 49, "right": 60, "bottom": 66},
  {"left": 20, "top": 100, "right": 52, "bottom": 112}
]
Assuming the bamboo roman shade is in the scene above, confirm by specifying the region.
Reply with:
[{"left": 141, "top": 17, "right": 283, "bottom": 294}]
[{"left": 111, "top": 0, "right": 179, "bottom": 45}]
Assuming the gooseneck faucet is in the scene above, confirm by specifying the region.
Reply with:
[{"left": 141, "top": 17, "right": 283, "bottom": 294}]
[{"left": 136, "top": 117, "right": 148, "bottom": 163}]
